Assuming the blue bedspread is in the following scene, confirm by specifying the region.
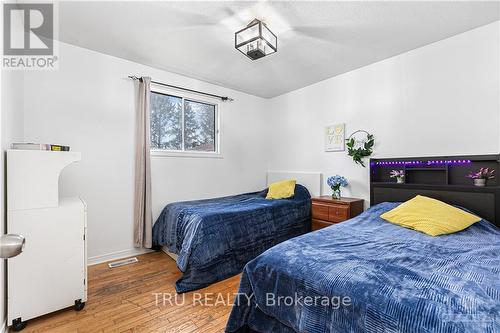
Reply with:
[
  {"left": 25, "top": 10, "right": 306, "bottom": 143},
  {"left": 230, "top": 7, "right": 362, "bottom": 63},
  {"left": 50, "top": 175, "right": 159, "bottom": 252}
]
[
  {"left": 226, "top": 202, "right": 500, "bottom": 333},
  {"left": 152, "top": 185, "right": 311, "bottom": 293}
]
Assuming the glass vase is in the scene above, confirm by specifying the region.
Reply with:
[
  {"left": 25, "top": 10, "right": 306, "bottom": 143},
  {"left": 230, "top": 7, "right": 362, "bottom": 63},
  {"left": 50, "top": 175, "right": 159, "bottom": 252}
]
[{"left": 331, "top": 188, "right": 341, "bottom": 199}]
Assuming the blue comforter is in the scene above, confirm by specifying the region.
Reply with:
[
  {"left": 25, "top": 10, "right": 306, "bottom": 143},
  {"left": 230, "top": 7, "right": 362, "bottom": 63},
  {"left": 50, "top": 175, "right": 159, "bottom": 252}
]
[
  {"left": 152, "top": 185, "right": 311, "bottom": 293},
  {"left": 226, "top": 202, "right": 500, "bottom": 333}
]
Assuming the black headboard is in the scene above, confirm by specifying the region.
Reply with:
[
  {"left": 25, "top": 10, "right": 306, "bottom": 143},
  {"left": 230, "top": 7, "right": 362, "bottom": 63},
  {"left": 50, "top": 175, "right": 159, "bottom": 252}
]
[{"left": 370, "top": 154, "right": 500, "bottom": 227}]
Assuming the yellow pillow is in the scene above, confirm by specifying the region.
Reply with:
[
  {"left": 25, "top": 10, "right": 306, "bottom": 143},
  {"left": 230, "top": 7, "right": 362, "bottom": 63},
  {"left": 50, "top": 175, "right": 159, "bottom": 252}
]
[
  {"left": 380, "top": 195, "right": 481, "bottom": 236},
  {"left": 266, "top": 180, "right": 296, "bottom": 200}
]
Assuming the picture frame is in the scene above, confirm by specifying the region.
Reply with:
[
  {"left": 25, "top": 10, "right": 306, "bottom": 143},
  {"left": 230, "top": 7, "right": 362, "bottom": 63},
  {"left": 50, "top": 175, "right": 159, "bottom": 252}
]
[{"left": 325, "top": 123, "right": 345, "bottom": 152}]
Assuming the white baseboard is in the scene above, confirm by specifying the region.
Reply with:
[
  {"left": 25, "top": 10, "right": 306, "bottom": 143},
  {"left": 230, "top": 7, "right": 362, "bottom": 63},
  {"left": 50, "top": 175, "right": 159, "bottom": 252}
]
[{"left": 87, "top": 248, "right": 154, "bottom": 266}]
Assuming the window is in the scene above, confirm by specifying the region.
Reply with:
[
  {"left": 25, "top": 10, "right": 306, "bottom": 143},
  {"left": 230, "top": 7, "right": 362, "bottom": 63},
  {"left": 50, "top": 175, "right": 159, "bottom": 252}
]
[{"left": 150, "top": 90, "right": 219, "bottom": 156}]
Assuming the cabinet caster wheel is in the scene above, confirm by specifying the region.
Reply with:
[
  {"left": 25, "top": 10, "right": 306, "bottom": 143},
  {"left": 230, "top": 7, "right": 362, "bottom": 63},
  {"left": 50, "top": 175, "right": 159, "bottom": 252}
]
[
  {"left": 12, "top": 318, "right": 27, "bottom": 331},
  {"left": 74, "top": 299, "right": 86, "bottom": 311}
]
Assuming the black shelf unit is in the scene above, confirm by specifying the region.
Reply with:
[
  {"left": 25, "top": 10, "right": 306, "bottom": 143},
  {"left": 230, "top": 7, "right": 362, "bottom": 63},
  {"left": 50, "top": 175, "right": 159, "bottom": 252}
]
[
  {"left": 370, "top": 182, "right": 500, "bottom": 192},
  {"left": 369, "top": 154, "right": 500, "bottom": 225},
  {"left": 370, "top": 155, "right": 499, "bottom": 187}
]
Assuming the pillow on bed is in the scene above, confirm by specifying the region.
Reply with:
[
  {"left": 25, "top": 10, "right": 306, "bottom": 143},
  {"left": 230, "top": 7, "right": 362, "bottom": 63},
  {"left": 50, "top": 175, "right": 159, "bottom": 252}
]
[
  {"left": 266, "top": 180, "right": 296, "bottom": 199},
  {"left": 380, "top": 195, "right": 481, "bottom": 236}
]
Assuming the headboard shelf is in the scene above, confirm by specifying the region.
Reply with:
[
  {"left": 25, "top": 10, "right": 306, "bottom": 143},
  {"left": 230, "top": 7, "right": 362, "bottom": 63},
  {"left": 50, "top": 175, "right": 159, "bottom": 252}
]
[
  {"left": 370, "top": 154, "right": 500, "bottom": 226},
  {"left": 406, "top": 167, "right": 447, "bottom": 171},
  {"left": 371, "top": 154, "right": 499, "bottom": 186},
  {"left": 371, "top": 182, "right": 499, "bottom": 192}
]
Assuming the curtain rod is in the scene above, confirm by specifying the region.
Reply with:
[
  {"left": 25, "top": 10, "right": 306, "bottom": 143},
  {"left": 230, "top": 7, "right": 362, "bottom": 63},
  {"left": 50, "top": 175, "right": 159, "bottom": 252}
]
[{"left": 128, "top": 76, "right": 234, "bottom": 102}]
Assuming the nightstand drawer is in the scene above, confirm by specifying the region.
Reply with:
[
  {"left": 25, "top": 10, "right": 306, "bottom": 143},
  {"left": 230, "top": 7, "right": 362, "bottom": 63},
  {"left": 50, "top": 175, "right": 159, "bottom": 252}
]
[
  {"left": 312, "top": 219, "right": 337, "bottom": 231},
  {"left": 310, "top": 196, "right": 364, "bottom": 231},
  {"left": 328, "top": 205, "right": 349, "bottom": 221},
  {"left": 312, "top": 203, "right": 330, "bottom": 221}
]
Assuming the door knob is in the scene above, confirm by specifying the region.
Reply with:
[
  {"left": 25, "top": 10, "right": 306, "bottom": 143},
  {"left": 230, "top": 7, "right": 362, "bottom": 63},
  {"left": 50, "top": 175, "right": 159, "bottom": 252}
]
[{"left": 0, "top": 234, "right": 25, "bottom": 259}]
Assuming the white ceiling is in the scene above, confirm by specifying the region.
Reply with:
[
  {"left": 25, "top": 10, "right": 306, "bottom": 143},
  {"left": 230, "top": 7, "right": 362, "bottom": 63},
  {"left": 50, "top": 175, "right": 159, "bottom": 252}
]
[{"left": 58, "top": 1, "right": 500, "bottom": 98}]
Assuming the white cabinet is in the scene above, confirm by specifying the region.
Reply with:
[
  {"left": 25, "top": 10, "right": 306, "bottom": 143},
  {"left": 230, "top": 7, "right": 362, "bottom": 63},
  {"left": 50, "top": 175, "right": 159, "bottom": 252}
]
[{"left": 6, "top": 150, "right": 87, "bottom": 330}]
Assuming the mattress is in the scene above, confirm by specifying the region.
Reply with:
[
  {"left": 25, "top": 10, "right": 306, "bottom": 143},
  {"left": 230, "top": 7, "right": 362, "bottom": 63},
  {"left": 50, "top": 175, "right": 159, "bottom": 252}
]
[
  {"left": 152, "top": 185, "right": 311, "bottom": 293},
  {"left": 226, "top": 202, "right": 500, "bottom": 333}
]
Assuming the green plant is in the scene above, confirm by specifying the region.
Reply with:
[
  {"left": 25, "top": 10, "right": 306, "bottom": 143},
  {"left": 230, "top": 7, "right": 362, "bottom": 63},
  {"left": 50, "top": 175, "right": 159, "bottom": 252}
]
[{"left": 346, "top": 133, "right": 374, "bottom": 167}]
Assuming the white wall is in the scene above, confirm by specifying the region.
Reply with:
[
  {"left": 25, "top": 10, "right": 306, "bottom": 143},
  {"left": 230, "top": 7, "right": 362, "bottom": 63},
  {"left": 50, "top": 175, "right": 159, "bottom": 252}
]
[
  {"left": 22, "top": 43, "right": 269, "bottom": 262},
  {"left": 267, "top": 22, "right": 500, "bottom": 203}
]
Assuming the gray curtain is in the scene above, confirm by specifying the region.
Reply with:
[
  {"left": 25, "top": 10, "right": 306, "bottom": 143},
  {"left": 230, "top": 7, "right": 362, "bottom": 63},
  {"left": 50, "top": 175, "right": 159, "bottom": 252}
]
[{"left": 133, "top": 76, "right": 152, "bottom": 248}]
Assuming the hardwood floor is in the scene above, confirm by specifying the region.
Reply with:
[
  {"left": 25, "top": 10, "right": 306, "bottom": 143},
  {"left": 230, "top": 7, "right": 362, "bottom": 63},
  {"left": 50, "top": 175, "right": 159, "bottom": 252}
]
[{"left": 22, "top": 252, "right": 241, "bottom": 333}]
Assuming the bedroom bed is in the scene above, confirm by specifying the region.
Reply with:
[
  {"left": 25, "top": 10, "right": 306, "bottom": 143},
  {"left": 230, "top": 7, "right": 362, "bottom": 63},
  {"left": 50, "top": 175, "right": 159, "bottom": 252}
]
[
  {"left": 152, "top": 182, "right": 312, "bottom": 293},
  {"left": 226, "top": 155, "right": 500, "bottom": 333}
]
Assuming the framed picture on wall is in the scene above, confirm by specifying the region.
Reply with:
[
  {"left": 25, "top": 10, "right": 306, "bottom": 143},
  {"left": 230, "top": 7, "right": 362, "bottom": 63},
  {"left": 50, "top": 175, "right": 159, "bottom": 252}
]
[{"left": 325, "top": 123, "right": 345, "bottom": 152}]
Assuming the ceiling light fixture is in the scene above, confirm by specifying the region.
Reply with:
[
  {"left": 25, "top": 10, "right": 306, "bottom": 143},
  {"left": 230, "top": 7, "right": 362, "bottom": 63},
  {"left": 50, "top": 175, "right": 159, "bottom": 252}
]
[{"left": 235, "top": 19, "right": 277, "bottom": 61}]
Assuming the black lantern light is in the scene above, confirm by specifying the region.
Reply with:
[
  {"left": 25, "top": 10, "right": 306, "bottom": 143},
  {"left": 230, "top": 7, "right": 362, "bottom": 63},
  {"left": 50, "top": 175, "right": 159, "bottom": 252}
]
[{"left": 235, "top": 19, "right": 277, "bottom": 60}]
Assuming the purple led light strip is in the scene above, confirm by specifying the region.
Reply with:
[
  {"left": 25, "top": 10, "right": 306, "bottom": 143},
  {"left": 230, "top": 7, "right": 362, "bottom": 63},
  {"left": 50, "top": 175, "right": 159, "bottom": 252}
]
[{"left": 372, "top": 159, "right": 472, "bottom": 166}]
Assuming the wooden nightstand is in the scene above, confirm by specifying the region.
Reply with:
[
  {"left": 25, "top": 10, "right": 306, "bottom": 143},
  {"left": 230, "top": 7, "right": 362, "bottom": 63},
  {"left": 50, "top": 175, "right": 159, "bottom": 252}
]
[{"left": 311, "top": 196, "right": 364, "bottom": 230}]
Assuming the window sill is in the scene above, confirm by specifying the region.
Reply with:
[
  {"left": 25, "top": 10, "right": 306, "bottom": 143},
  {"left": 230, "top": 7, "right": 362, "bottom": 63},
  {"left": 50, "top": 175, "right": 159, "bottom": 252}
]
[{"left": 150, "top": 150, "right": 223, "bottom": 159}]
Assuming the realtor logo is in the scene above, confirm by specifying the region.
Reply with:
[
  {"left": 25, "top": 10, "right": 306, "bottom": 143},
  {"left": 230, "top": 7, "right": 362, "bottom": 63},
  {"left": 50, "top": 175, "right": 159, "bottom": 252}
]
[{"left": 2, "top": 2, "right": 58, "bottom": 69}]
